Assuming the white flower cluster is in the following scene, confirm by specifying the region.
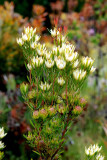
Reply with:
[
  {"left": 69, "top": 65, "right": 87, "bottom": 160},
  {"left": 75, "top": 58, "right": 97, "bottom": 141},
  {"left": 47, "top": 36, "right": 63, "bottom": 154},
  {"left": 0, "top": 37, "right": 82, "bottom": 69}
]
[
  {"left": 17, "top": 26, "right": 96, "bottom": 83},
  {"left": 73, "top": 69, "right": 86, "bottom": 81},
  {"left": 39, "top": 82, "right": 51, "bottom": 91},
  {"left": 0, "top": 127, "right": 7, "bottom": 150},
  {"left": 85, "top": 144, "right": 103, "bottom": 157},
  {"left": 17, "top": 27, "right": 37, "bottom": 46}
]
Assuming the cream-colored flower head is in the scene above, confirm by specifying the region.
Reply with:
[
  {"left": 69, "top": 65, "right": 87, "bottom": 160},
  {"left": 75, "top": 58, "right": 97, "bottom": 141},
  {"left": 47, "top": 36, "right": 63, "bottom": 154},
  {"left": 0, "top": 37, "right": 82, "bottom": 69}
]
[
  {"left": 22, "top": 32, "right": 32, "bottom": 42},
  {"left": 56, "top": 57, "right": 66, "bottom": 69},
  {"left": 35, "top": 35, "right": 40, "bottom": 42},
  {"left": 50, "top": 28, "right": 56, "bottom": 37},
  {"left": 50, "top": 28, "right": 59, "bottom": 37},
  {"left": 53, "top": 46, "right": 65, "bottom": 57},
  {"left": 65, "top": 44, "right": 75, "bottom": 54},
  {"left": 45, "top": 51, "right": 52, "bottom": 60},
  {"left": 90, "top": 66, "right": 96, "bottom": 73},
  {"left": 30, "top": 42, "right": 37, "bottom": 49},
  {"left": 59, "top": 46, "right": 65, "bottom": 55},
  {"left": 37, "top": 44, "right": 46, "bottom": 56},
  {"left": 0, "top": 127, "right": 7, "bottom": 139},
  {"left": 22, "top": 33, "right": 28, "bottom": 41},
  {"left": 37, "top": 49, "right": 44, "bottom": 56},
  {"left": 85, "top": 144, "right": 102, "bottom": 156},
  {"left": 27, "top": 63, "right": 32, "bottom": 70},
  {"left": 57, "top": 77, "right": 65, "bottom": 86},
  {"left": 20, "top": 27, "right": 37, "bottom": 42},
  {"left": 82, "top": 56, "right": 94, "bottom": 67},
  {"left": 45, "top": 59, "right": 54, "bottom": 68},
  {"left": 24, "top": 26, "right": 30, "bottom": 35},
  {"left": 32, "top": 56, "right": 43, "bottom": 67},
  {"left": 65, "top": 52, "right": 78, "bottom": 62},
  {"left": 16, "top": 38, "right": 24, "bottom": 46},
  {"left": 39, "top": 82, "right": 51, "bottom": 91},
  {"left": 96, "top": 153, "right": 104, "bottom": 160},
  {"left": 73, "top": 59, "right": 79, "bottom": 68},
  {"left": 57, "top": 35, "right": 66, "bottom": 43},
  {"left": 0, "top": 141, "right": 5, "bottom": 149},
  {"left": 73, "top": 69, "right": 86, "bottom": 80},
  {"left": 24, "top": 27, "right": 36, "bottom": 36},
  {"left": 53, "top": 47, "right": 58, "bottom": 55}
]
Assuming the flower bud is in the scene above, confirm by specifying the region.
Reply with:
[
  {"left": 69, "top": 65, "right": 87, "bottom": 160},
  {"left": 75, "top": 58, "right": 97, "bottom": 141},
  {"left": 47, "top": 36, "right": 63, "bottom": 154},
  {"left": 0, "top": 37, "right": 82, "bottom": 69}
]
[
  {"left": 58, "top": 105, "right": 67, "bottom": 114},
  {"left": 45, "top": 127, "right": 52, "bottom": 134},
  {"left": 90, "top": 66, "right": 96, "bottom": 73},
  {"left": 38, "top": 140, "right": 46, "bottom": 150},
  {"left": 28, "top": 90, "right": 36, "bottom": 99},
  {"left": 48, "top": 107, "right": 56, "bottom": 116},
  {"left": 51, "top": 138, "right": 59, "bottom": 145},
  {"left": 80, "top": 98, "right": 86, "bottom": 107},
  {"left": 20, "top": 83, "right": 29, "bottom": 95},
  {"left": 57, "top": 77, "right": 65, "bottom": 86},
  {"left": 72, "top": 106, "right": 82, "bottom": 115},
  {"left": 33, "top": 110, "right": 39, "bottom": 119},
  {"left": 0, "top": 141, "right": 5, "bottom": 149},
  {"left": 57, "top": 96, "right": 63, "bottom": 103},
  {"left": 27, "top": 132, "right": 33, "bottom": 141},
  {"left": 58, "top": 107, "right": 65, "bottom": 114},
  {"left": 39, "top": 109, "right": 48, "bottom": 119},
  {"left": 27, "top": 63, "right": 32, "bottom": 70}
]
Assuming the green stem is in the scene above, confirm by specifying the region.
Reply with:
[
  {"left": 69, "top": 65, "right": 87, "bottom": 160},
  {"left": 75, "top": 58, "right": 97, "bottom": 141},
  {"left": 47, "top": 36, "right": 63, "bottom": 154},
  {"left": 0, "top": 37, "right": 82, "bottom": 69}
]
[
  {"left": 51, "top": 114, "right": 71, "bottom": 160},
  {"left": 66, "top": 74, "right": 68, "bottom": 106},
  {"left": 51, "top": 75, "right": 55, "bottom": 106}
]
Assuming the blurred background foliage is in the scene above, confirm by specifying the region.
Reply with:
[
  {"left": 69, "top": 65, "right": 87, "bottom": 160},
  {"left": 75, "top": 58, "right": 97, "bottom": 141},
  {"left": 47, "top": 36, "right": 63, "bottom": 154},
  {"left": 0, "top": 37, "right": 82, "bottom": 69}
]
[
  {"left": 0, "top": 0, "right": 107, "bottom": 160},
  {"left": 0, "top": 0, "right": 85, "bottom": 17}
]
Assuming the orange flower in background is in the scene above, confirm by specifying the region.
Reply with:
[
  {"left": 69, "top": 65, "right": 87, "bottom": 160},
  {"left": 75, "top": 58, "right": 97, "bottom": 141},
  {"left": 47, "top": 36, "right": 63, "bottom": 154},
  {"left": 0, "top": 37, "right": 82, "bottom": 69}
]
[
  {"left": 80, "top": 3, "right": 94, "bottom": 19},
  {"left": 50, "top": 0, "right": 64, "bottom": 12},
  {"left": 30, "top": 5, "right": 48, "bottom": 34},
  {"left": 33, "top": 5, "right": 45, "bottom": 15}
]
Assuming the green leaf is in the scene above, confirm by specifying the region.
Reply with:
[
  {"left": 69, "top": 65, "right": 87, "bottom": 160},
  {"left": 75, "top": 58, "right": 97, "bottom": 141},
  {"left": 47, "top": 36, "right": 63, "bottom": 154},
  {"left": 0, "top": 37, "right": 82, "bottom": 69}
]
[
  {"left": 30, "top": 120, "right": 35, "bottom": 128},
  {"left": 33, "top": 150, "right": 40, "bottom": 156}
]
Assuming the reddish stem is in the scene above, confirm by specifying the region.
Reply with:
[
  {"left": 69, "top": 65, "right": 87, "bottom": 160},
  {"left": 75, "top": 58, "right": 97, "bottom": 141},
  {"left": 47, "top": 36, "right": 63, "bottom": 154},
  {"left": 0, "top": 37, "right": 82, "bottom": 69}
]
[{"left": 51, "top": 114, "right": 71, "bottom": 160}]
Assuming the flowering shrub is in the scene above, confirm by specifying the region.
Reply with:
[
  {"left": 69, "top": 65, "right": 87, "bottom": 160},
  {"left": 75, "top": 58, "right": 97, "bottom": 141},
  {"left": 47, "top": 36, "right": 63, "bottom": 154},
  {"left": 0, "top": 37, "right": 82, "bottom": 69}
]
[
  {"left": 17, "top": 24, "right": 95, "bottom": 159},
  {"left": 0, "top": 127, "right": 7, "bottom": 160},
  {"left": 85, "top": 144, "right": 104, "bottom": 160}
]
